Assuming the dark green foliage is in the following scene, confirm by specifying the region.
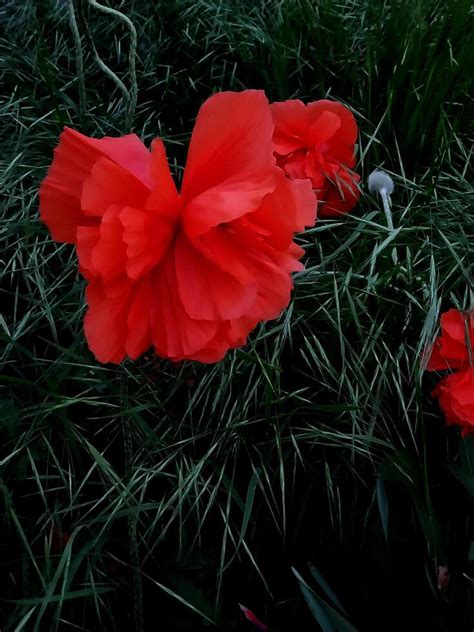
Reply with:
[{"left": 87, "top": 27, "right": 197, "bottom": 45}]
[{"left": 0, "top": 0, "right": 473, "bottom": 630}]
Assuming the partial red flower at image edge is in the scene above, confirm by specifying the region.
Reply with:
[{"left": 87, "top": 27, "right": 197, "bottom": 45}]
[
  {"left": 432, "top": 367, "right": 474, "bottom": 437},
  {"left": 425, "top": 308, "right": 474, "bottom": 436}
]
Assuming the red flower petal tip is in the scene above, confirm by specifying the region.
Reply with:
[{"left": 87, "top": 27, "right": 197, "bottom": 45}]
[{"left": 239, "top": 604, "right": 269, "bottom": 631}]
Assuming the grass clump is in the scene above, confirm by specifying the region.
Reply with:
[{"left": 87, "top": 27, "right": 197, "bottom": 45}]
[{"left": 0, "top": 0, "right": 473, "bottom": 630}]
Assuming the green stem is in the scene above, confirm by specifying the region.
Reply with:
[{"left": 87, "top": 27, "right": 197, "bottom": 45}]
[
  {"left": 88, "top": 0, "right": 137, "bottom": 131},
  {"left": 380, "top": 188, "right": 398, "bottom": 265},
  {"left": 120, "top": 372, "right": 144, "bottom": 632},
  {"left": 67, "top": 0, "right": 86, "bottom": 118}
]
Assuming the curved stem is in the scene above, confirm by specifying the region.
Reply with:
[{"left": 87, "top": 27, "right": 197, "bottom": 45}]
[
  {"left": 88, "top": 0, "right": 137, "bottom": 131},
  {"left": 67, "top": 0, "right": 86, "bottom": 118}
]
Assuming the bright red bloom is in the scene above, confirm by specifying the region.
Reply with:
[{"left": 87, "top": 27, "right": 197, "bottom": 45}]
[
  {"left": 432, "top": 367, "right": 474, "bottom": 436},
  {"left": 270, "top": 99, "right": 360, "bottom": 217},
  {"left": 426, "top": 309, "right": 474, "bottom": 371},
  {"left": 39, "top": 90, "right": 316, "bottom": 364}
]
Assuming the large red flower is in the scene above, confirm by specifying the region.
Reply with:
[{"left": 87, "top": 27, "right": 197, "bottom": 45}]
[
  {"left": 270, "top": 99, "right": 360, "bottom": 217},
  {"left": 39, "top": 90, "right": 316, "bottom": 363},
  {"left": 426, "top": 308, "right": 474, "bottom": 371},
  {"left": 432, "top": 367, "right": 474, "bottom": 436}
]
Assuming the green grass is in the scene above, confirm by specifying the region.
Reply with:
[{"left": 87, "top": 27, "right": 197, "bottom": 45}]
[{"left": 1, "top": 0, "right": 473, "bottom": 630}]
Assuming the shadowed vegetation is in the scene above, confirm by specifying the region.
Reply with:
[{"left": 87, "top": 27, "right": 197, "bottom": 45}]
[{"left": 1, "top": 0, "right": 473, "bottom": 630}]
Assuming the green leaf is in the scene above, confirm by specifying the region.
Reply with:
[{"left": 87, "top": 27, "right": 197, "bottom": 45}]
[
  {"left": 292, "top": 567, "right": 359, "bottom": 632},
  {"left": 308, "top": 563, "right": 348, "bottom": 615}
]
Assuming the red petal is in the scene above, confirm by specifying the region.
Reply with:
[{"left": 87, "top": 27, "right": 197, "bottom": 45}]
[
  {"left": 119, "top": 140, "right": 180, "bottom": 280},
  {"left": 441, "top": 309, "right": 466, "bottom": 343},
  {"left": 182, "top": 90, "right": 274, "bottom": 201},
  {"left": 181, "top": 91, "right": 277, "bottom": 237},
  {"left": 182, "top": 169, "right": 276, "bottom": 237},
  {"left": 39, "top": 127, "right": 151, "bottom": 243},
  {"left": 271, "top": 99, "right": 310, "bottom": 154},
  {"left": 290, "top": 177, "right": 318, "bottom": 230},
  {"left": 427, "top": 309, "right": 473, "bottom": 370},
  {"left": 249, "top": 256, "right": 293, "bottom": 321},
  {"left": 184, "top": 317, "right": 259, "bottom": 363},
  {"left": 147, "top": 139, "right": 180, "bottom": 211},
  {"left": 76, "top": 226, "right": 100, "bottom": 279},
  {"left": 175, "top": 232, "right": 257, "bottom": 320},
  {"left": 126, "top": 276, "right": 153, "bottom": 359},
  {"left": 81, "top": 158, "right": 150, "bottom": 217},
  {"left": 309, "top": 109, "right": 342, "bottom": 143},
  {"left": 307, "top": 100, "right": 358, "bottom": 162},
  {"left": 238, "top": 604, "right": 269, "bottom": 631},
  {"left": 426, "top": 339, "right": 454, "bottom": 371},
  {"left": 120, "top": 206, "right": 175, "bottom": 280},
  {"left": 150, "top": 251, "right": 219, "bottom": 360},
  {"left": 90, "top": 205, "right": 127, "bottom": 282},
  {"left": 84, "top": 279, "right": 131, "bottom": 363},
  {"left": 246, "top": 172, "right": 315, "bottom": 250},
  {"left": 81, "top": 130, "right": 153, "bottom": 188}
]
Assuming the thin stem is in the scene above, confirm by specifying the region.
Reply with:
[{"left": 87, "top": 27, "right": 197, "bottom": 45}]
[
  {"left": 67, "top": 0, "right": 86, "bottom": 118},
  {"left": 120, "top": 372, "right": 144, "bottom": 632},
  {"left": 380, "top": 188, "right": 394, "bottom": 231},
  {"left": 88, "top": 0, "right": 138, "bottom": 131},
  {"left": 380, "top": 188, "right": 398, "bottom": 265}
]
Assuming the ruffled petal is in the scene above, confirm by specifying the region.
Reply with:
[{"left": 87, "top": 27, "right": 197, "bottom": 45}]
[
  {"left": 150, "top": 251, "right": 219, "bottom": 360},
  {"left": 427, "top": 309, "right": 474, "bottom": 370},
  {"left": 184, "top": 316, "right": 259, "bottom": 363},
  {"left": 181, "top": 91, "right": 276, "bottom": 236},
  {"left": 84, "top": 278, "right": 132, "bottom": 363},
  {"left": 81, "top": 130, "right": 153, "bottom": 188},
  {"left": 250, "top": 172, "right": 316, "bottom": 243},
  {"left": 126, "top": 276, "right": 153, "bottom": 359},
  {"left": 175, "top": 232, "right": 257, "bottom": 321},
  {"left": 147, "top": 139, "right": 180, "bottom": 212},
  {"left": 248, "top": 255, "right": 293, "bottom": 321},
  {"left": 182, "top": 90, "right": 274, "bottom": 200},
  {"left": 307, "top": 100, "right": 358, "bottom": 159},
  {"left": 76, "top": 226, "right": 100, "bottom": 279},
  {"left": 90, "top": 205, "right": 127, "bottom": 282},
  {"left": 182, "top": 169, "right": 277, "bottom": 237},
  {"left": 81, "top": 157, "right": 150, "bottom": 217},
  {"left": 39, "top": 127, "right": 152, "bottom": 243},
  {"left": 309, "top": 109, "right": 342, "bottom": 144},
  {"left": 76, "top": 205, "right": 127, "bottom": 282},
  {"left": 441, "top": 309, "right": 469, "bottom": 344},
  {"left": 271, "top": 100, "right": 310, "bottom": 154},
  {"left": 120, "top": 206, "right": 176, "bottom": 280},
  {"left": 118, "top": 141, "right": 181, "bottom": 280}
]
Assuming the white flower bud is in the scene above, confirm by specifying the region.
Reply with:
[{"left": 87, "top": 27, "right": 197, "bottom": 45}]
[{"left": 368, "top": 170, "right": 394, "bottom": 195}]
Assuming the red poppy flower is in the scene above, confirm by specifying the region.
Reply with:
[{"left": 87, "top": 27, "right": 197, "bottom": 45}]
[
  {"left": 432, "top": 367, "right": 474, "bottom": 436},
  {"left": 426, "top": 308, "right": 474, "bottom": 371},
  {"left": 39, "top": 90, "right": 316, "bottom": 363},
  {"left": 270, "top": 99, "right": 360, "bottom": 217}
]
